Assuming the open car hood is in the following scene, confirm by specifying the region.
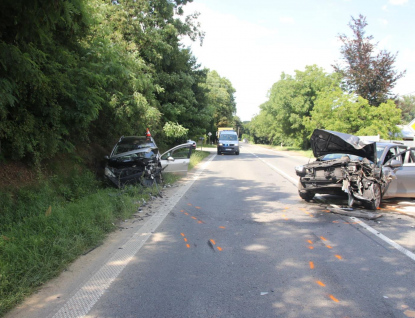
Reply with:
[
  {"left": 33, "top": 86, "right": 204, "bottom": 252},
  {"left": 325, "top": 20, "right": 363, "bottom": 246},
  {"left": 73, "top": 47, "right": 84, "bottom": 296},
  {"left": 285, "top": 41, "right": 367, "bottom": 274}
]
[{"left": 310, "top": 129, "right": 377, "bottom": 163}]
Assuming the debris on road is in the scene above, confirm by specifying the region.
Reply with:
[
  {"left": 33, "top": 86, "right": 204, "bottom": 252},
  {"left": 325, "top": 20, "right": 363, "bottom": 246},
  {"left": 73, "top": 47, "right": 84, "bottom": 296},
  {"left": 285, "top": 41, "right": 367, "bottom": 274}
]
[{"left": 327, "top": 204, "right": 383, "bottom": 220}]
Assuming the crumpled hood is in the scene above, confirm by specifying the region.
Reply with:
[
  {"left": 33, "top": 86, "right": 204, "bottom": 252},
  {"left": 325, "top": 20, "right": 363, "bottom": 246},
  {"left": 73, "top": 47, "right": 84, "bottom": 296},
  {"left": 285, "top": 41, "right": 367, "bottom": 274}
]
[{"left": 310, "top": 129, "right": 377, "bottom": 163}]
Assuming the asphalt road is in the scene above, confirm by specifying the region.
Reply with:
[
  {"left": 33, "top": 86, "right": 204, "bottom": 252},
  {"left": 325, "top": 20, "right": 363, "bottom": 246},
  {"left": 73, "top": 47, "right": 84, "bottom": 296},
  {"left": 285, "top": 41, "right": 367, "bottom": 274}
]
[{"left": 7, "top": 143, "right": 415, "bottom": 318}]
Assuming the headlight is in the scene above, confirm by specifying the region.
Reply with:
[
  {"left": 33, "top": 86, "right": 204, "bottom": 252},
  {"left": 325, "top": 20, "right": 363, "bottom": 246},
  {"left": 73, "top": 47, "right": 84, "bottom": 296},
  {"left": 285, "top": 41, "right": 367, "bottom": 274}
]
[
  {"left": 218, "top": 143, "right": 223, "bottom": 146},
  {"left": 105, "top": 167, "right": 116, "bottom": 178},
  {"left": 295, "top": 165, "right": 306, "bottom": 176}
]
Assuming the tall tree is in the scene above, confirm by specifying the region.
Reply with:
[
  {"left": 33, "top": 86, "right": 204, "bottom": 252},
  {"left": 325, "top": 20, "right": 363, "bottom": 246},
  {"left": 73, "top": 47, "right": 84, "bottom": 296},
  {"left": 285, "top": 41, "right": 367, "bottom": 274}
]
[
  {"left": 263, "top": 65, "right": 340, "bottom": 148},
  {"left": 333, "top": 14, "right": 405, "bottom": 106},
  {"left": 202, "top": 70, "right": 236, "bottom": 129},
  {"left": 396, "top": 95, "right": 415, "bottom": 124},
  {"left": 305, "top": 87, "right": 401, "bottom": 138}
]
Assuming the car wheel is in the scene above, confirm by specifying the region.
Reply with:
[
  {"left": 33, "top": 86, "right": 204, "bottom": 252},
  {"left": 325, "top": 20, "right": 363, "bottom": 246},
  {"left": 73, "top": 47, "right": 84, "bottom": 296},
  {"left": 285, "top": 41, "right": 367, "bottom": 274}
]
[
  {"left": 235, "top": 151, "right": 239, "bottom": 155},
  {"left": 365, "top": 183, "right": 381, "bottom": 210},
  {"left": 298, "top": 181, "right": 315, "bottom": 201}
]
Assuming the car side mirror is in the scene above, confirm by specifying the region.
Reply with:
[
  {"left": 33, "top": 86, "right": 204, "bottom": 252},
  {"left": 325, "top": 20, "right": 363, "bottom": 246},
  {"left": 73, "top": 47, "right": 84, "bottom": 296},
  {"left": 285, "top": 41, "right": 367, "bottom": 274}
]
[
  {"left": 167, "top": 156, "right": 175, "bottom": 161},
  {"left": 386, "top": 159, "right": 402, "bottom": 169}
]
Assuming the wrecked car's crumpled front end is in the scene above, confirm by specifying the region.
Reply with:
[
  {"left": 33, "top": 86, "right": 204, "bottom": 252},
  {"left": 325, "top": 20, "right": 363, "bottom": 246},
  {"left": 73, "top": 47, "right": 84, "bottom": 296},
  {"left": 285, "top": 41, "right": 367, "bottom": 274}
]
[
  {"left": 105, "top": 147, "right": 162, "bottom": 188},
  {"left": 296, "top": 129, "right": 389, "bottom": 209}
]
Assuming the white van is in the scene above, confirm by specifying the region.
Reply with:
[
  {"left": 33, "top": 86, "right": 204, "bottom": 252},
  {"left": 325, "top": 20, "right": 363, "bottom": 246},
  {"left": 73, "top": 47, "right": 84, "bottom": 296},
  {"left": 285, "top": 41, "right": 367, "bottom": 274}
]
[{"left": 217, "top": 130, "right": 239, "bottom": 155}]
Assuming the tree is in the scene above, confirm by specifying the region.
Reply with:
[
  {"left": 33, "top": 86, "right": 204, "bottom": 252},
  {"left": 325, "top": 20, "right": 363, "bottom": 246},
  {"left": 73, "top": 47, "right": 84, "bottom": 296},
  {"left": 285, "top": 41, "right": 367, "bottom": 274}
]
[
  {"left": 397, "top": 95, "right": 415, "bottom": 124},
  {"left": 202, "top": 70, "right": 236, "bottom": 129},
  {"left": 333, "top": 14, "right": 405, "bottom": 106},
  {"left": 305, "top": 87, "right": 401, "bottom": 138},
  {"left": 263, "top": 65, "right": 340, "bottom": 148}
]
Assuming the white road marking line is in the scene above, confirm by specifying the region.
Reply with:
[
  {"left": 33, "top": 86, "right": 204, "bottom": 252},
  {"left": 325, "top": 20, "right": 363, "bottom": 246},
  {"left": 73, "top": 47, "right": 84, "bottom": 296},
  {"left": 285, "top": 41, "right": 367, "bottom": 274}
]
[
  {"left": 351, "top": 217, "right": 415, "bottom": 262},
  {"left": 52, "top": 155, "right": 216, "bottom": 318},
  {"left": 248, "top": 146, "right": 415, "bottom": 263}
]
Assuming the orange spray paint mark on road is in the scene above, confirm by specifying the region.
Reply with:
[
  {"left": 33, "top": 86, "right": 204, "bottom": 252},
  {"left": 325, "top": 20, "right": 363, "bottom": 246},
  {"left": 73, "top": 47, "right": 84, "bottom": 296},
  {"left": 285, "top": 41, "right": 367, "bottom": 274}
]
[
  {"left": 191, "top": 216, "right": 197, "bottom": 220},
  {"left": 180, "top": 210, "right": 184, "bottom": 212},
  {"left": 184, "top": 212, "right": 189, "bottom": 215},
  {"left": 326, "top": 245, "right": 333, "bottom": 249},
  {"left": 335, "top": 255, "right": 342, "bottom": 260},
  {"left": 329, "top": 295, "right": 339, "bottom": 302},
  {"left": 210, "top": 239, "right": 216, "bottom": 245},
  {"left": 308, "top": 246, "right": 314, "bottom": 250},
  {"left": 307, "top": 240, "right": 313, "bottom": 244},
  {"left": 188, "top": 203, "right": 192, "bottom": 206},
  {"left": 217, "top": 247, "right": 223, "bottom": 251},
  {"left": 316, "top": 281, "right": 326, "bottom": 287},
  {"left": 181, "top": 233, "right": 185, "bottom": 237},
  {"left": 219, "top": 226, "right": 226, "bottom": 229},
  {"left": 186, "top": 244, "right": 190, "bottom": 248},
  {"left": 198, "top": 221, "right": 203, "bottom": 224},
  {"left": 332, "top": 221, "right": 339, "bottom": 223},
  {"left": 309, "top": 261, "right": 314, "bottom": 269},
  {"left": 196, "top": 206, "right": 201, "bottom": 209},
  {"left": 320, "top": 236, "right": 327, "bottom": 241}
]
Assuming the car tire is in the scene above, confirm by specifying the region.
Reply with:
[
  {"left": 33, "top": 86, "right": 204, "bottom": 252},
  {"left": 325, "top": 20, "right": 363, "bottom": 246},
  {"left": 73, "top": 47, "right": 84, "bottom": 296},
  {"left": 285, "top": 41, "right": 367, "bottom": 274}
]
[
  {"left": 235, "top": 151, "right": 239, "bottom": 155},
  {"left": 365, "top": 183, "right": 381, "bottom": 210},
  {"left": 298, "top": 181, "right": 315, "bottom": 201}
]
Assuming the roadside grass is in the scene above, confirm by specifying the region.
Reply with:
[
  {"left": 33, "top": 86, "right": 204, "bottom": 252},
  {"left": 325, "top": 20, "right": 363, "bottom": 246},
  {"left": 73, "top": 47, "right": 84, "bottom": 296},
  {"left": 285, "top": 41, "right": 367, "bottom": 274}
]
[
  {"left": 189, "top": 150, "right": 210, "bottom": 170},
  {"left": 0, "top": 148, "right": 210, "bottom": 317}
]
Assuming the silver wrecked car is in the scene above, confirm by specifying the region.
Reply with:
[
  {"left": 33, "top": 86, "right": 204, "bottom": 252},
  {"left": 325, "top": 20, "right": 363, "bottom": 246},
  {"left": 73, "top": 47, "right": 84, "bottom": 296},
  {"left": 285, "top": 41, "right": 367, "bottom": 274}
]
[{"left": 295, "top": 129, "right": 415, "bottom": 210}]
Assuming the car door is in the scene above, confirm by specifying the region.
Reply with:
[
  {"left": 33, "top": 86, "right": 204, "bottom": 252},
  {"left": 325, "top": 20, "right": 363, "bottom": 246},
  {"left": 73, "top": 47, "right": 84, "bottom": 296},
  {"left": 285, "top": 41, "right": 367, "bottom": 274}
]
[
  {"left": 160, "top": 144, "right": 192, "bottom": 174},
  {"left": 383, "top": 147, "right": 415, "bottom": 198}
]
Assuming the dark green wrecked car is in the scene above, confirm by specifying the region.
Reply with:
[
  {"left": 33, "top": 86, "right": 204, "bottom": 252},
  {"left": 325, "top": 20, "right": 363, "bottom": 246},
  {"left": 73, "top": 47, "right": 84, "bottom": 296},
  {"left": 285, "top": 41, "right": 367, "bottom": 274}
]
[{"left": 104, "top": 136, "right": 193, "bottom": 188}]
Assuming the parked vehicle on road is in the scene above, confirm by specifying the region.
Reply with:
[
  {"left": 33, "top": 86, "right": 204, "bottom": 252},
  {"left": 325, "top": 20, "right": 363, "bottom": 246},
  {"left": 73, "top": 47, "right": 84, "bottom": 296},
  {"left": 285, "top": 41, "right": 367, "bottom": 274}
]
[
  {"left": 295, "top": 129, "right": 415, "bottom": 209},
  {"left": 105, "top": 133, "right": 192, "bottom": 188}
]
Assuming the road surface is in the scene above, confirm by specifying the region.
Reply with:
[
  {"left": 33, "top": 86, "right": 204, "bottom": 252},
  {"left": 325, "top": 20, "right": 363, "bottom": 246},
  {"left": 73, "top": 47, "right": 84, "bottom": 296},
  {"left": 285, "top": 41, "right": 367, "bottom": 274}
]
[{"left": 6, "top": 143, "right": 415, "bottom": 318}]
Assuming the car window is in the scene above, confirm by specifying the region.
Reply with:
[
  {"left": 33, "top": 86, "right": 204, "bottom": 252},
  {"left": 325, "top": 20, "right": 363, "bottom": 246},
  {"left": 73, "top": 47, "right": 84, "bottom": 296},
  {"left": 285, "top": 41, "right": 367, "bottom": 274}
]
[
  {"left": 383, "top": 147, "right": 398, "bottom": 164},
  {"left": 161, "top": 146, "right": 190, "bottom": 160},
  {"left": 404, "top": 148, "right": 415, "bottom": 164},
  {"left": 376, "top": 146, "right": 386, "bottom": 163},
  {"left": 171, "top": 147, "right": 190, "bottom": 159}
]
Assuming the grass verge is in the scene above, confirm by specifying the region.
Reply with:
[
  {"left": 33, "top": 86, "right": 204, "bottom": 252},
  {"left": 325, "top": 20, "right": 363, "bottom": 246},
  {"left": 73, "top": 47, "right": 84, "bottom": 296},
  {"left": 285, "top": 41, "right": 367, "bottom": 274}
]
[{"left": 0, "top": 149, "right": 210, "bottom": 317}]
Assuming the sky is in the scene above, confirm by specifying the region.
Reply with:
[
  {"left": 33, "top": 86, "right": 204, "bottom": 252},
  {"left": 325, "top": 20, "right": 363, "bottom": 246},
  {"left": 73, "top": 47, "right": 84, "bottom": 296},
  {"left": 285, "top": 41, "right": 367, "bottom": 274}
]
[{"left": 181, "top": 0, "right": 415, "bottom": 122}]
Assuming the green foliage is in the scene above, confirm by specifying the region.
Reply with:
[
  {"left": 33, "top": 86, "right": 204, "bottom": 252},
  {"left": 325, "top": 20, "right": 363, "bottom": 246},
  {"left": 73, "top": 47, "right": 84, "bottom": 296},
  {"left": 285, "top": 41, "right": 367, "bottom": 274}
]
[
  {"left": 261, "top": 65, "right": 340, "bottom": 148},
  {"left": 189, "top": 150, "right": 210, "bottom": 170},
  {"left": 202, "top": 70, "right": 237, "bottom": 129},
  {"left": 0, "top": 173, "right": 158, "bottom": 316},
  {"left": 0, "top": 0, "right": 216, "bottom": 162},
  {"left": 397, "top": 95, "right": 415, "bottom": 124},
  {"left": 249, "top": 64, "right": 403, "bottom": 147},
  {"left": 306, "top": 89, "right": 401, "bottom": 138},
  {"left": 163, "top": 121, "right": 189, "bottom": 138}
]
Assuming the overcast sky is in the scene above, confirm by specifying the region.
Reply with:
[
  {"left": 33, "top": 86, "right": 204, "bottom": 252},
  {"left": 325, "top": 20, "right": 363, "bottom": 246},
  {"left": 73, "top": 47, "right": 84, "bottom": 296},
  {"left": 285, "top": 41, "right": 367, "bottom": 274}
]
[{"left": 181, "top": 0, "right": 415, "bottom": 122}]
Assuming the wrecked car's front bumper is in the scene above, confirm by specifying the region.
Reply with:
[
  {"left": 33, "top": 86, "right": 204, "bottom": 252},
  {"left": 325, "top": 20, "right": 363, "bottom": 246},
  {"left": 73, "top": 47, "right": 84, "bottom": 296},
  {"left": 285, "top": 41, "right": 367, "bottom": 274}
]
[{"left": 105, "top": 166, "right": 145, "bottom": 188}]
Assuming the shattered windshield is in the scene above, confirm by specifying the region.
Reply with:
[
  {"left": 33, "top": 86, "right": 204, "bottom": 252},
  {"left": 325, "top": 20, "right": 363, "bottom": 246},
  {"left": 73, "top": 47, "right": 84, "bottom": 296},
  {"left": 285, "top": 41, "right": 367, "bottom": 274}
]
[
  {"left": 113, "top": 138, "right": 156, "bottom": 155},
  {"left": 321, "top": 153, "right": 363, "bottom": 161}
]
